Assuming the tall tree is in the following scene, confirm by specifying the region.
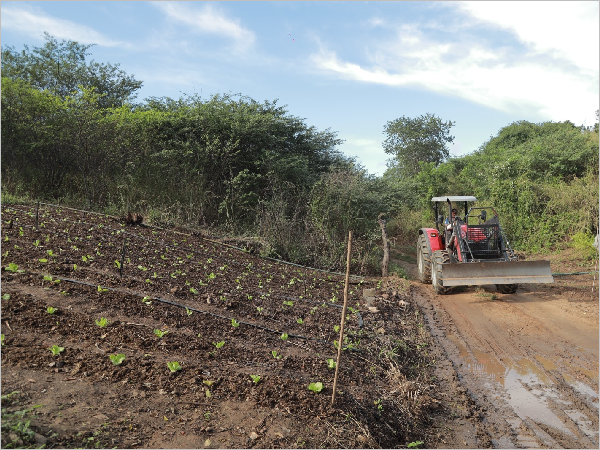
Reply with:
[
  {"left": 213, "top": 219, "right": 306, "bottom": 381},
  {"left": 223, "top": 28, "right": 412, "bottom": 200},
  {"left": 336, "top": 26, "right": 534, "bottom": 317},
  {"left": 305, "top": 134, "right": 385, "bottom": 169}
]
[
  {"left": 383, "top": 113, "right": 455, "bottom": 177},
  {"left": 1, "top": 33, "right": 142, "bottom": 108}
]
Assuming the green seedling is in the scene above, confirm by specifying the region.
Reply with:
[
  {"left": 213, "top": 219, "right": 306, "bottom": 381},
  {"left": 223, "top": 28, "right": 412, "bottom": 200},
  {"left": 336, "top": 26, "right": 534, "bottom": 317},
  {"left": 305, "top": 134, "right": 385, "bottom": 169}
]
[
  {"left": 46, "top": 307, "right": 58, "bottom": 315},
  {"left": 231, "top": 319, "right": 240, "bottom": 328},
  {"left": 213, "top": 341, "right": 225, "bottom": 349},
  {"left": 4, "top": 263, "right": 20, "bottom": 273},
  {"left": 334, "top": 325, "right": 340, "bottom": 333},
  {"left": 271, "top": 350, "right": 282, "bottom": 359},
  {"left": 95, "top": 317, "right": 109, "bottom": 328},
  {"left": 114, "top": 260, "right": 121, "bottom": 269},
  {"left": 250, "top": 375, "right": 261, "bottom": 384},
  {"left": 280, "top": 333, "right": 289, "bottom": 341},
  {"left": 190, "top": 287, "right": 198, "bottom": 295},
  {"left": 154, "top": 329, "right": 169, "bottom": 338},
  {"left": 296, "top": 318, "right": 304, "bottom": 324},
  {"left": 109, "top": 354, "right": 126, "bottom": 365},
  {"left": 1, "top": 294, "right": 9, "bottom": 300},
  {"left": 1, "top": 334, "right": 5, "bottom": 346},
  {"left": 97, "top": 286, "right": 108, "bottom": 293},
  {"left": 167, "top": 361, "right": 182, "bottom": 373},
  {"left": 256, "top": 306, "right": 264, "bottom": 313},
  {"left": 43, "top": 275, "right": 53, "bottom": 282},
  {"left": 49, "top": 345, "right": 64, "bottom": 356},
  {"left": 73, "top": 264, "right": 78, "bottom": 271},
  {"left": 33, "top": 240, "right": 40, "bottom": 247},
  {"left": 407, "top": 441, "right": 424, "bottom": 449},
  {"left": 207, "top": 272, "right": 216, "bottom": 281},
  {"left": 142, "top": 296, "right": 152, "bottom": 305},
  {"left": 39, "top": 258, "right": 48, "bottom": 263},
  {"left": 327, "top": 358, "right": 336, "bottom": 369},
  {"left": 203, "top": 380, "right": 215, "bottom": 387},
  {"left": 186, "top": 307, "right": 193, "bottom": 316},
  {"left": 374, "top": 399, "right": 383, "bottom": 411},
  {"left": 308, "top": 382, "right": 323, "bottom": 393},
  {"left": 46, "top": 250, "right": 54, "bottom": 257},
  {"left": 282, "top": 300, "right": 293, "bottom": 307}
]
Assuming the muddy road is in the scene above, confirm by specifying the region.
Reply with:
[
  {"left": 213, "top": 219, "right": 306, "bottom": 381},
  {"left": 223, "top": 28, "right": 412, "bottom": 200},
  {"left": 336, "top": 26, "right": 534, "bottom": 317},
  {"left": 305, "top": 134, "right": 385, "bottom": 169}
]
[{"left": 412, "top": 263, "right": 599, "bottom": 448}]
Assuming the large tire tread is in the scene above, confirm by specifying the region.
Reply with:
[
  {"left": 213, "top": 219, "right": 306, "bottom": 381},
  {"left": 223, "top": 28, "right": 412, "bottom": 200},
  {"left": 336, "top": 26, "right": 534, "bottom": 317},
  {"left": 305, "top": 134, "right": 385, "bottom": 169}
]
[
  {"left": 417, "top": 234, "right": 432, "bottom": 284},
  {"left": 431, "top": 250, "right": 453, "bottom": 295}
]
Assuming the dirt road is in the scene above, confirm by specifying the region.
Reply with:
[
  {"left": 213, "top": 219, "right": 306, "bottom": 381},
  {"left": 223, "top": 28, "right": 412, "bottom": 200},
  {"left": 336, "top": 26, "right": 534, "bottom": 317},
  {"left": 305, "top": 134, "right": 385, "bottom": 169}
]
[{"left": 411, "top": 259, "right": 599, "bottom": 448}]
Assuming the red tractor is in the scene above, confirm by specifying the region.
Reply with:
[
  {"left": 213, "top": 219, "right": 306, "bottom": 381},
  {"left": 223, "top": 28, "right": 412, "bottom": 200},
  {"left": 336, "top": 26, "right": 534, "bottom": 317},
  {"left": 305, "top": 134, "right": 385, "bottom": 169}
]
[{"left": 418, "top": 196, "right": 554, "bottom": 294}]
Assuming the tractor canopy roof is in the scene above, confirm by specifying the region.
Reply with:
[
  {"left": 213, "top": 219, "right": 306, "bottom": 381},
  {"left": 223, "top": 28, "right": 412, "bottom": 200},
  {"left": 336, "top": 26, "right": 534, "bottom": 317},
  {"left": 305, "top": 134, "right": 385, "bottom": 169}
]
[{"left": 431, "top": 196, "right": 477, "bottom": 202}]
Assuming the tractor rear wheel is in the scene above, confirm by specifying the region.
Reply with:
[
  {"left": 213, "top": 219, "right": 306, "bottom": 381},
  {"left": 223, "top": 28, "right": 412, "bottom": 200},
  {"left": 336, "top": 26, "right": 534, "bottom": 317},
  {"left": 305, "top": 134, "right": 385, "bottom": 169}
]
[
  {"left": 417, "top": 234, "right": 432, "bottom": 284},
  {"left": 431, "top": 250, "right": 453, "bottom": 295},
  {"left": 496, "top": 284, "right": 518, "bottom": 294}
]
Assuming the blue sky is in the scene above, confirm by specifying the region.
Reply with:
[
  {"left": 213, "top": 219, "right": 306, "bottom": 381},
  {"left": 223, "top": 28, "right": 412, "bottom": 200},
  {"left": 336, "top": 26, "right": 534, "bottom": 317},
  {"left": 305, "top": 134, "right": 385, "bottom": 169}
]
[{"left": 2, "top": 1, "right": 598, "bottom": 175}]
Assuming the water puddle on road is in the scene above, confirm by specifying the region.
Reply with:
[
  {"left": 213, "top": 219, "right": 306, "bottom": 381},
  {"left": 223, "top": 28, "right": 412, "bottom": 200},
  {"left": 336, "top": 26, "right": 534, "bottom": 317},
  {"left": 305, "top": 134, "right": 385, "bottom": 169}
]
[{"left": 447, "top": 334, "right": 578, "bottom": 438}]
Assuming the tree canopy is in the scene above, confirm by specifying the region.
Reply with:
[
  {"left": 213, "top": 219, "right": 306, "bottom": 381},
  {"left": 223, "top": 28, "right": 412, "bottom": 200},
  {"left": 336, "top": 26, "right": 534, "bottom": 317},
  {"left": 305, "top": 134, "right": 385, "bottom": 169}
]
[{"left": 383, "top": 113, "right": 455, "bottom": 177}]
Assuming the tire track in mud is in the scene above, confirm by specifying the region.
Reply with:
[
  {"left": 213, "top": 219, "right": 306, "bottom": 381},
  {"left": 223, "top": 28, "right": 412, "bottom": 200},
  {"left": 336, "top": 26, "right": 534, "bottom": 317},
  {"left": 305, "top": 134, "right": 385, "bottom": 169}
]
[{"left": 413, "top": 284, "right": 599, "bottom": 449}]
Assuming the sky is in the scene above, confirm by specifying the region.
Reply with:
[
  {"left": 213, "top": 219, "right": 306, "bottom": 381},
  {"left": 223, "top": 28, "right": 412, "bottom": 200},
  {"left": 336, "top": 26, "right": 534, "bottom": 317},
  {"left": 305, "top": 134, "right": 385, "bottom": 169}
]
[{"left": 1, "top": 1, "right": 598, "bottom": 176}]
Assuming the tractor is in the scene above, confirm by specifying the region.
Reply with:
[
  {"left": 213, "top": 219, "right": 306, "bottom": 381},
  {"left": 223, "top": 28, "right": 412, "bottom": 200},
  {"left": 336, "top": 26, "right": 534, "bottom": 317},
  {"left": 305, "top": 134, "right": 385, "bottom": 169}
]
[{"left": 417, "top": 196, "right": 554, "bottom": 294}]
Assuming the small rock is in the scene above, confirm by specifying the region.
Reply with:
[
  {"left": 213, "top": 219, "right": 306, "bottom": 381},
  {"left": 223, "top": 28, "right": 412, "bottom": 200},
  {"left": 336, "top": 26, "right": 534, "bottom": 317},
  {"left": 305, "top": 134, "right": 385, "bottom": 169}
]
[
  {"left": 33, "top": 433, "right": 47, "bottom": 446},
  {"left": 249, "top": 432, "right": 259, "bottom": 440},
  {"left": 376, "top": 327, "right": 386, "bottom": 334},
  {"left": 205, "top": 426, "right": 214, "bottom": 433},
  {"left": 159, "top": 389, "right": 167, "bottom": 395},
  {"left": 368, "top": 307, "right": 380, "bottom": 313},
  {"left": 48, "top": 362, "right": 56, "bottom": 368}
]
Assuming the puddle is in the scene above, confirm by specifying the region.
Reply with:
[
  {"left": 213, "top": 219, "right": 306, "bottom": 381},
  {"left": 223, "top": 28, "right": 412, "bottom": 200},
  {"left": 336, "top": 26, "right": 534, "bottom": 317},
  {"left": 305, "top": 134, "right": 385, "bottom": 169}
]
[
  {"left": 564, "top": 409, "right": 600, "bottom": 442},
  {"left": 447, "top": 334, "right": 578, "bottom": 437}
]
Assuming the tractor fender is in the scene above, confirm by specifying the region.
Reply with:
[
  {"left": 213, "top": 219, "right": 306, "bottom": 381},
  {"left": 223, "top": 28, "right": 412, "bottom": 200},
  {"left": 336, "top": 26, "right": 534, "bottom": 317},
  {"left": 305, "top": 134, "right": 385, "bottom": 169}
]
[{"left": 419, "top": 228, "right": 444, "bottom": 254}]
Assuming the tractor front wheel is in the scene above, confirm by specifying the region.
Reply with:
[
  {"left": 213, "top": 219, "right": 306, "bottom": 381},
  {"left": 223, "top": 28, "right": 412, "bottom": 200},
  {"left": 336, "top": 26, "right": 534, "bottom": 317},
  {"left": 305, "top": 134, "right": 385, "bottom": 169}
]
[
  {"left": 431, "top": 250, "right": 453, "bottom": 295},
  {"left": 417, "top": 234, "right": 432, "bottom": 284},
  {"left": 496, "top": 284, "right": 518, "bottom": 294}
]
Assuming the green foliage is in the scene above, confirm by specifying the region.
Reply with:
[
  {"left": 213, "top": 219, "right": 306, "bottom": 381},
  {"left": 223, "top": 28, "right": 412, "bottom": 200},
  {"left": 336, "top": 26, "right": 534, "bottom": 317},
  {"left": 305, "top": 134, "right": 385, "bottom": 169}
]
[
  {"left": 167, "top": 361, "right": 182, "bottom": 373},
  {"left": 383, "top": 113, "right": 455, "bottom": 177},
  {"left": 250, "top": 374, "right": 261, "bottom": 384},
  {"left": 49, "top": 344, "right": 64, "bottom": 356},
  {"left": 307, "top": 382, "right": 323, "bottom": 393},
  {"left": 95, "top": 317, "right": 109, "bottom": 328},
  {"left": 109, "top": 354, "right": 126, "bottom": 366},
  {"left": 407, "top": 440, "right": 424, "bottom": 449},
  {"left": 154, "top": 329, "right": 168, "bottom": 338},
  {"left": 46, "top": 307, "right": 57, "bottom": 315}
]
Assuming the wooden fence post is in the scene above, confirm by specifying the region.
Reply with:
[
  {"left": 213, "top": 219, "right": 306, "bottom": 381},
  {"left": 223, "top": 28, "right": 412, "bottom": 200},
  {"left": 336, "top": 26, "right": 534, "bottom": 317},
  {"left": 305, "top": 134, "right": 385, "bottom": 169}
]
[{"left": 331, "top": 230, "right": 352, "bottom": 406}]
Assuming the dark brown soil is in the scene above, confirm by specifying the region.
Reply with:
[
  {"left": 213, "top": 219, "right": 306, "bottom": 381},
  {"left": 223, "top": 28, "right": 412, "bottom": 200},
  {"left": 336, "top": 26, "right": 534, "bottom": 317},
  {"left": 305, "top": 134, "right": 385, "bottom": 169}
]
[{"left": 1, "top": 204, "right": 483, "bottom": 449}]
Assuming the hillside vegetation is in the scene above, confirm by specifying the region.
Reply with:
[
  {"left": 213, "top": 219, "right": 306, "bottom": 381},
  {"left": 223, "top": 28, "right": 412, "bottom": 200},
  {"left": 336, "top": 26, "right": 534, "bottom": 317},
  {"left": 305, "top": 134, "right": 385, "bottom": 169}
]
[{"left": 2, "top": 35, "right": 598, "bottom": 273}]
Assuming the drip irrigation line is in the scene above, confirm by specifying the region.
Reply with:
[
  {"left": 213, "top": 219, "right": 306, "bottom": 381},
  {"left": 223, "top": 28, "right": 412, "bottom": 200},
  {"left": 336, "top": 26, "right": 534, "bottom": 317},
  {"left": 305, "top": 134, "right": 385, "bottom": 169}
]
[
  {"left": 552, "top": 271, "right": 599, "bottom": 276},
  {"left": 36, "top": 273, "right": 333, "bottom": 347},
  {"left": 262, "top": 292, "right": 364, "bottom": 328}
]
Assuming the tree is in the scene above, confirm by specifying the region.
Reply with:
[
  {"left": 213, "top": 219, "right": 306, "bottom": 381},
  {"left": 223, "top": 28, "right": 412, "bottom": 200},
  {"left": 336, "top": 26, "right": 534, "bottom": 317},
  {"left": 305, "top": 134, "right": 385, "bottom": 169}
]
[
  {"left": 1, "top": 33, "right": 142, "bottom": 108},
  {"left": 383, "top": 113, "right": 455, "bottom": 177}
]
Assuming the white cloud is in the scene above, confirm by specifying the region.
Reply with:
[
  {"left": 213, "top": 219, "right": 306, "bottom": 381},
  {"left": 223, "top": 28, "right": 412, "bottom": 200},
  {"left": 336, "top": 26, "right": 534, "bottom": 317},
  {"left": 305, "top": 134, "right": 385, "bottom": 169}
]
[
  {"left": 310, "top": 1, "right": 599, "bottom": 126},
  {"left": 0, "top": 4, "right": 124, "bottom": 47},
  {"left": 152, "top": 2, "right": 255, "bottom": 51},
  {"left": 456, "top": 1, "right": 599, "bottom": 74}
]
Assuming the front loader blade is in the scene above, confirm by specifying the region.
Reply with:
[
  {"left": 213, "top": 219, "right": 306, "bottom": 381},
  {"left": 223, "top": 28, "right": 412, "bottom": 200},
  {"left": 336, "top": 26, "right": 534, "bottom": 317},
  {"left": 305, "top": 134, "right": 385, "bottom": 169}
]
[{"left": 440, "top": 260, "right": 554, "bottom": 286}]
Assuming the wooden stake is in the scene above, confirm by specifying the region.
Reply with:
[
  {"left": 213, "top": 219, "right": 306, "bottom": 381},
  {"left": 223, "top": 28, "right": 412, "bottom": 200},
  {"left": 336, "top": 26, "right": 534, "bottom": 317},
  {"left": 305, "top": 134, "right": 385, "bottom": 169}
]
[
  {"left": 331, "top": 230, "right": 352, "bottom": 406},
  {"left": 35, "top": 202, "right": 40, "bottom": 229}
]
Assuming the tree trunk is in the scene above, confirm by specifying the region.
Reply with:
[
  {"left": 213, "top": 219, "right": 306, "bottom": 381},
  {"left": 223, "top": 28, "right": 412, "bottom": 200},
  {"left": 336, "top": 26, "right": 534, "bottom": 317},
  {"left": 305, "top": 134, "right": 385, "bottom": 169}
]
[{"left": 378, "top": 214, "right": 390, "bottom": 277}]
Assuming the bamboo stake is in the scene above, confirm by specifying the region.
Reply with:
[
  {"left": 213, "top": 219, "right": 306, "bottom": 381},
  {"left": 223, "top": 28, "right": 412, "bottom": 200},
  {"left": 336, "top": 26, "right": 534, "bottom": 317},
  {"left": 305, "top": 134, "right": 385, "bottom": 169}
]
[{"left": 331, "top": 230, "right": 352, "bottom": 406}]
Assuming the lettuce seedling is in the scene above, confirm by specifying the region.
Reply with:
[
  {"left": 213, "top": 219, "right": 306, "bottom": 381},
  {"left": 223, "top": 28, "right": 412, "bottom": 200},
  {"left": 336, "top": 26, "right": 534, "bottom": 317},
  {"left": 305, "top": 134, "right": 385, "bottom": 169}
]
[
  {"left": 95, "top": 317, "right": 109, "bottom": 328},
  {"left": 4, "top": 263, "right": 20, "bottom": 273},
  {"left": 296, "top": 318, "right": 304, "bottom": 324},
  {"left": 154, "top": 329, "right": 168, "bottom": 338},
  {"left": 308, "top": 382, "right": 323, "bottom": 393},
  {"left": 327, "top": 359, "right": 336, "bottom": 369},
  {"left": 46, "top": 307, "right": 57, "bottom": 314},
  {"left": 97, "top": 286, "right": 108, "bottom": 293},
  {"left": 231, "top": 319, "right": 240, "bottom": 328},
  {"left": 1, "top": 334, "right": 5, "bottom": 346},
  {"left": 213, "top": 341, "right": 225, "bottom": 349},
  {"left": 186, "top": 307, "right": 193, "bottom": 316},
  {"left": 109, "top": 354, "right": 126, "bottom": 365},
  {"left": 280, "top": 333, "right": 289, "bottom": 341},
  {"left": 167, "top": 361, "right": 182, "bottom": 372},
  {"left": 271, "top": 350, "right": 282, "bottom": 359},
  {"left": 250, "top": 375, "right": 261, "bottom": 384},
  {"left": 49, "top": 345, "right": 64, "bottom": 356},
  {"left": 1, "top": 294, "right": 9, "bottom": 300}
]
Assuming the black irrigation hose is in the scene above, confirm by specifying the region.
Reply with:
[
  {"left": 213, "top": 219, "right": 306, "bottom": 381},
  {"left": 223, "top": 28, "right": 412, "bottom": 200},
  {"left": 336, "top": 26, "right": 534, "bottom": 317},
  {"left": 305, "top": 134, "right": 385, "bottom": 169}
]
[
  {"left": 552, "top": 271, "right": 599, "bottom": 276},
  {"left": 40, "top": 273, "right": 333, "bottom": 347},
  {"left": 263, "top": 292, "right": 364, "bottom": 328}
]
